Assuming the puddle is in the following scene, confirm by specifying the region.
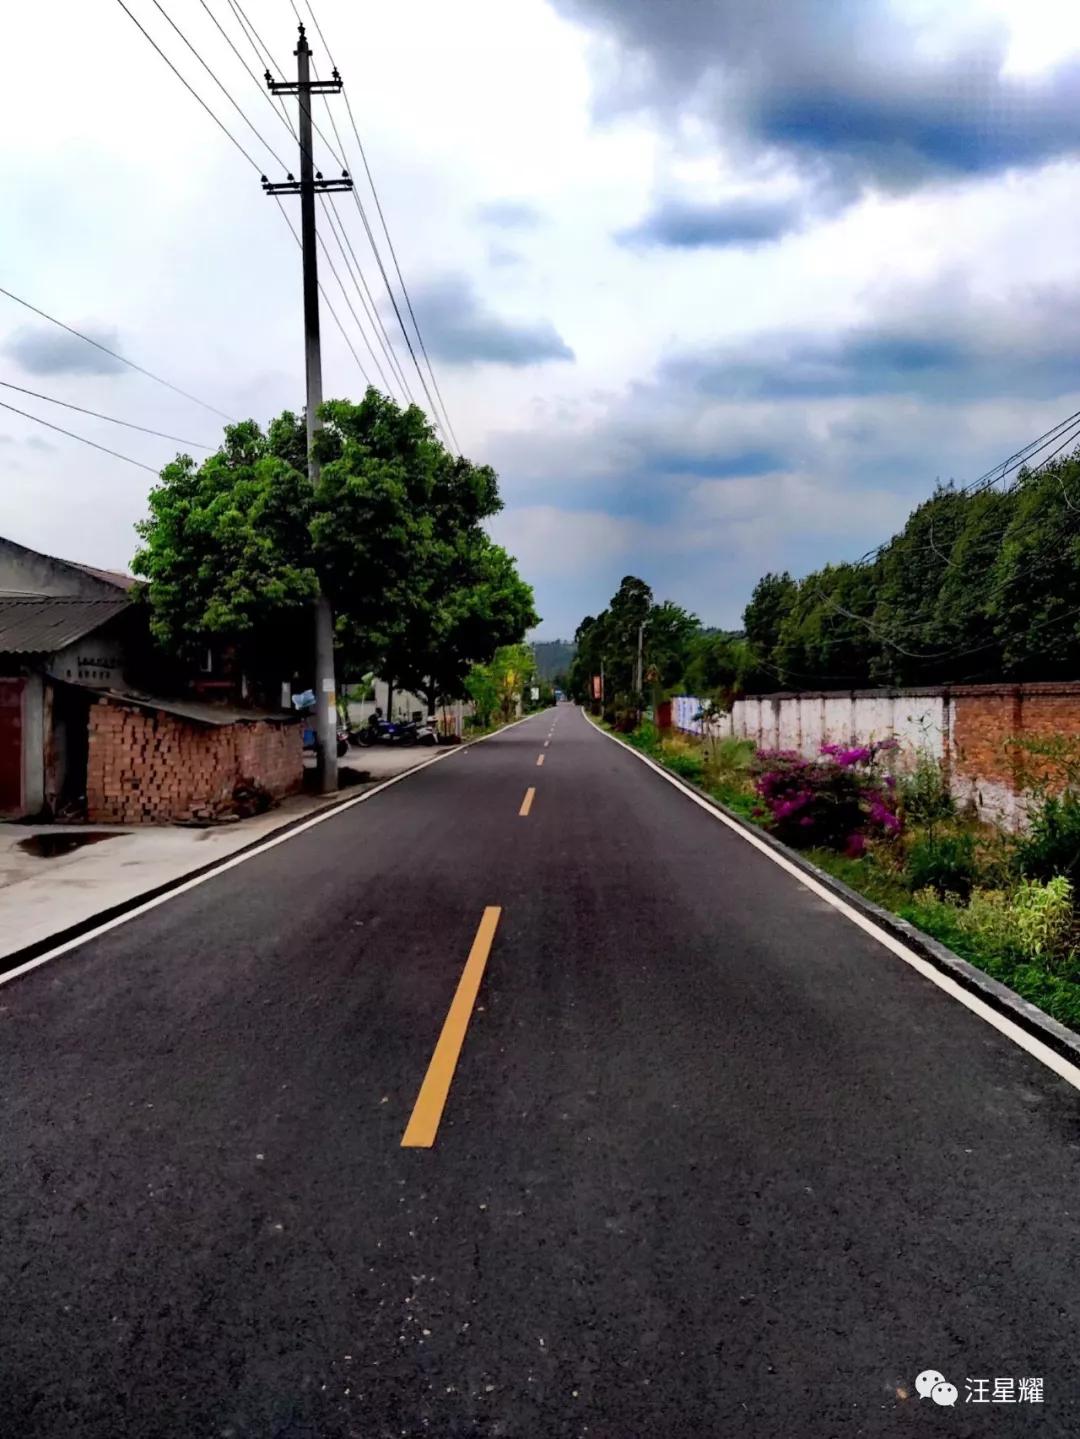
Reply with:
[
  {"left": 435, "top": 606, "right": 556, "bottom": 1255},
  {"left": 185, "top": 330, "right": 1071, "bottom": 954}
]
[{"left": 17, "top": 832, "right": 122, "bottom": 859}]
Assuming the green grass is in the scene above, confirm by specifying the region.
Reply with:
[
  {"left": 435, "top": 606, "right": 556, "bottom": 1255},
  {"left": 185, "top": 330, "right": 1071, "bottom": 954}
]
[{"left": 814, "top": 850, "right": 1080, "bottom": 1032}]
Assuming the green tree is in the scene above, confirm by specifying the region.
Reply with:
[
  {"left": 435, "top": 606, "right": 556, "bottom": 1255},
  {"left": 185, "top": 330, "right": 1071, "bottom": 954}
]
[
  {"left": 133, "top": 418, "right": 318, "bottom": 686},
  {"left": 467, "top": 643, "right": 535, "bottom": 725},
  {"left": 388, "top": 534, "right": 538, "bottom": 715},
  {"left": 932, "top": 486, "right": 1014, "bottom": 677},
  {"left": 870, "top": 484, "right": 970, "bottom": 684},
  {"left": 989, "top": 456, "right": 1080, "bottom": 679},
  {"left": 742, "top": 571, "right": 797, "bottom": 684},
  {"left": 773, "top": 562, "right": 878, "bottom": 689},
  {"left": 135, "top": 390, "right": 532, "bottom": 703},
  {"left": 644, "top": 601, "right": 700, "bottom": 691}
]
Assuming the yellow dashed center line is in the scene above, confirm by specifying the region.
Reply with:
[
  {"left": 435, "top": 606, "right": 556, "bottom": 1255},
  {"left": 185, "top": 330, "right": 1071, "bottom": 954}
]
[
  {"left": 401, "top": 907, "right": 502, "bottom": 1149},
  {"left": 519, "top": 786, "right": 535, "bottom": 816},
  {"left": 536, "top": 753, "right": 545, "bottom": 766}
]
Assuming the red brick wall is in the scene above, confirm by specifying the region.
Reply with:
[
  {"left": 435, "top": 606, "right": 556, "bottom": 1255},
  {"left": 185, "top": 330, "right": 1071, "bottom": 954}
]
[
  {"left": 86, "top": 701, "right": 302, "bottom": 824},
  {"left": 951, "top": 684, "right": 1080, "bottom": 796}
]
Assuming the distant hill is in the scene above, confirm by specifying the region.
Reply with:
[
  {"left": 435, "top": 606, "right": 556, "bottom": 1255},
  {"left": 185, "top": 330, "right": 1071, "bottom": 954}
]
[{"left": 532, "top": 639, "right": 576, "bottom": 681}]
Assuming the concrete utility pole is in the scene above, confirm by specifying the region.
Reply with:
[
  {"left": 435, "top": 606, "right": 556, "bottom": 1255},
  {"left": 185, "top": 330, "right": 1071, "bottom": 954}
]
[
  {"left": 635, "top": 621, "right": 645, "bottom": 695},
  {"left": 263, "top": 26, "right": 353, "bottom": 793}
]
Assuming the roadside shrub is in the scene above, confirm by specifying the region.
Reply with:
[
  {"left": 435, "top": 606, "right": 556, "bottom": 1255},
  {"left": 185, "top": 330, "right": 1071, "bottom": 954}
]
[
  {"left": 896, "top": 752, "right": 954, "bottom": 827},
  {"left": 706, "top": 736, "right": 756, "bottom": 785},
  {"left": 628, "top": 718, "right": 660, "bottom": 754},
  {"left": 907, "top": 833, "right": 978, "bottom": 901},
  {"left": 1015, "top": 792, "right": 1080, "bottom": 884},
  {"left": 612, "top": 692, "right": 640, "bottom": 733},
  {"left": 1011, "top": 876, "right": 1075, "bottom": 962},
  {"left": 910, "top": 877, "right": 1074, "bottom": 966},
  {"left": 752, "top": 740, "right": 900, "bottom": 853},
  {"left": 664, "top": 750, "right": 705, "bottom": 782}
]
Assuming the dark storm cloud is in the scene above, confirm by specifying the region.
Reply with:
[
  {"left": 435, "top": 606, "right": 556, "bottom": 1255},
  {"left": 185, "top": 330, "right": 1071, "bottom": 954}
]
[
  {"left": 552, "top": 0, "right": 1080, "bottom": 193},
  {"left": 5, "top": 324, "right": 126, "bottom": 377},
  {"left": 475, "top": 200, "right": 545, "bottom": 228},
  {"left": 660, "top": 297, "right": 1080, "bottom": 402},
  {"left": 618, "top": 195, "right": 804, "bottom": 248},
  {"left": 411, "top": 275, "right": 574, "bottom": 367}
]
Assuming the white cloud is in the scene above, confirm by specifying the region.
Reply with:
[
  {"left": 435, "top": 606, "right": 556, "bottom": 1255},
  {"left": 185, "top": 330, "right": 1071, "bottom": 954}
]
[{"left": 4, "top": 0, "right": 1080, "bottom": 645}]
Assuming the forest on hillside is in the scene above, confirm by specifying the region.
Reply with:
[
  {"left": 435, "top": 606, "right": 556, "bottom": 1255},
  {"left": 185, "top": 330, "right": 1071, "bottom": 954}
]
[{"left": 532, "top": 639, "right": 576, "bottom": 682}]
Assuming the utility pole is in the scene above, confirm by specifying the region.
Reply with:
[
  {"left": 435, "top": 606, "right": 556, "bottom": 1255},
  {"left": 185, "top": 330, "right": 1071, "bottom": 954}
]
[
  {"left": 635, "top": 621, "right": 645, "bottom": 695},
  {"left": 263, "top": 26, "right": 353, "bottom": 793}
]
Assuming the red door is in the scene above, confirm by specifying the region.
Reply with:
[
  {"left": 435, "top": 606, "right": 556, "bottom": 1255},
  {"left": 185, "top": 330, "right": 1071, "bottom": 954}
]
[{"left": 0, "top": 679, "right": 24, "bottom": 816}]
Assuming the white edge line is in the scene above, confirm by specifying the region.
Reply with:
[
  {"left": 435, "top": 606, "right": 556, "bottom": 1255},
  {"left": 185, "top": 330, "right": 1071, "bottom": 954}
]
[
  {"left": 1, "top": 714, "right": 536, "bottom": 990},
  {"left": 587, "top": 709, "right": 1080, "bottom": 1095}
]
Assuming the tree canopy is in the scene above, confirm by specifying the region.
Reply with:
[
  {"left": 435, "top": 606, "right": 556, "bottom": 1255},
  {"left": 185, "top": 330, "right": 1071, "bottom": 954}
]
[
  {"left": 134, "top": 389, "right": 537, "bottom": 701},
  {"left": 734, "top": 454, "right": 1080, "bottom": 690}
]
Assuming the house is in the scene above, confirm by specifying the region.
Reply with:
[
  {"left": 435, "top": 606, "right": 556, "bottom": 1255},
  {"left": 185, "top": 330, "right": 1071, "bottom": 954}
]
[{"left": 0, "top": 536, "right": 302, "bottom": 822}]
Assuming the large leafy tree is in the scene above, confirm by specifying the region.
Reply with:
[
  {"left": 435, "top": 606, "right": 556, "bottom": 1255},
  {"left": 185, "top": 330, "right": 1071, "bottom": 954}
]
[
  {"left": 387, "top": 534, "right": 539, "bottom": 715},
  {"left": 135, "top": 390, "right": 534, "bottom": 700},
  {"left": 133, "top": 418, "right": 318, "bottom": 681}
]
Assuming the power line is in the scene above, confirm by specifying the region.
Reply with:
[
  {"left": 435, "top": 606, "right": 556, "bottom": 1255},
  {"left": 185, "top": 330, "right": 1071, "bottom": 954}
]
[
  {"left": 196, "top": 0, "right": 298, "bottom": 138},
  {"left": 0, "top": 382, "right": 213, "bottom": 449},
  {"left": 319, "top": 197, "right": 411, "bottom": 398},
  {"left": 0, "top": 397, "right": 160, "bottom": 473},
  {"left": 243, "top": 6, "right": 428, "bottom": 400},
  {"left": 314, "top": 220, "right": 388, "bottom": 391},
  {"left": 198, "top": 0, "right": 405, "bottom": 401},
  {"left": 262, "top": 0, "right": 456, "bottom": 443},
  {"left": 0, "top": 284, "right": 233, "bottom": 422},
  {"left": 118, "top": 0, "right": 383, "bottom": 406},
  {"left": 113, "top": 0, "right": 262, "bottom": 175},
  {"left": 144, "top": 0, "right": 287, "bottom": 171},
  {"left": 300, "top": 0, "right": 460, "bottom": 450},
  {"left": 272, "top": 198, "right": 373, "bottom": 389}
]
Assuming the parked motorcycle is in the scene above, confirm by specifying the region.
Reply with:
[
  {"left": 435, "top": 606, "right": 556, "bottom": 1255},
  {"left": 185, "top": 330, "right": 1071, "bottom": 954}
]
[
  {"left": 352, "top": 716, "right": 439, "bottom": 748},
  {"left": 352, "top": 717, "right": 412, "bottom": 747}
]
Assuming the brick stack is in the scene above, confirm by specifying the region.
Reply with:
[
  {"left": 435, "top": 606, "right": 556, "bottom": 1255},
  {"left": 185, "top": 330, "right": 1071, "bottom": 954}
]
[{"left": 86, "top": 700, "right": 303, "bottom": 824}]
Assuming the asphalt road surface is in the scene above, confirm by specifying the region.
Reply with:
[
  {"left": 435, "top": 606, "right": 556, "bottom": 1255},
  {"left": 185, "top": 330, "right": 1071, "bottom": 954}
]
[{"left": 3, "top": 704, "right": 1080, "bottom": 1437}]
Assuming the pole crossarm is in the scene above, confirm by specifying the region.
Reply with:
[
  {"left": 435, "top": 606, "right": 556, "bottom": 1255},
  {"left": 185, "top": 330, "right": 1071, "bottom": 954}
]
[
  {"left": 268, "top": 78, "right": 343, "bottom": 96},
  {"left": 262, "top": 175, "right": 353, "bottom": 193}
]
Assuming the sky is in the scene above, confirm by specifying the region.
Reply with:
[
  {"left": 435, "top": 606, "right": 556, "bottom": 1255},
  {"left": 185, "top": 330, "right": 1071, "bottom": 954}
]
[{"left": 6, "top": 1, "right": 1080, "bottom": 638}]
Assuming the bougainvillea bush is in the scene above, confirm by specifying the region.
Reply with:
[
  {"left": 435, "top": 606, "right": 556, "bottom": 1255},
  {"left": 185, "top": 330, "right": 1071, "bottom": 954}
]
[{"left": 752, "top": 740, "right": 901, "bottom": 856}]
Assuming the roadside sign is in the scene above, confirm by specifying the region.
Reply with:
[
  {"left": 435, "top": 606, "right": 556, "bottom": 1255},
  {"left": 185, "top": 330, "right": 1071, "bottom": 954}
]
[{"left": 531, "top": 686, "right": 540, "bottom": 700}]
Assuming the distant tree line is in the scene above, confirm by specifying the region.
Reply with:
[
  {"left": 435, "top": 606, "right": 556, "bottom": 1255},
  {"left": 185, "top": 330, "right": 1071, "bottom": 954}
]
[
  {"left": 569, "top": 452, "right": 1080, "bottom": 712},
  {"left": 743, "top": 453, "right": 1080, "bottom": 691},
  {"left": 568, "top": 576, "right": 746, "bottom": 720}
]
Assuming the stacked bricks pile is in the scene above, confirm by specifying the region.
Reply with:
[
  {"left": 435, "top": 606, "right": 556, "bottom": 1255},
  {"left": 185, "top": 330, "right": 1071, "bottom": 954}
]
[{"left": 86, "top": 700, "right": 302, "bottom": 825}]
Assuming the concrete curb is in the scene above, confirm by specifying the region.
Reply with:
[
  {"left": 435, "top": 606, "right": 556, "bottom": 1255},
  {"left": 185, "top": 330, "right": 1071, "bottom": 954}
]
[
  {"left": 587, "top": 710, "right": 1080, "bottom": 1070},
  {"left": 0, "top": 714, "right": 536, "bottom": 981}
]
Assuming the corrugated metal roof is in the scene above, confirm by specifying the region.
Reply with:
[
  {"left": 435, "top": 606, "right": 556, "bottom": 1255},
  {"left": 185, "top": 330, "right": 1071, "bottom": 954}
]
[
  {"left": 57, "top": 682, "right": 295, "bottom": 726},
  {"left": 81, "top": 689, "right": 295, "bottom": 727},
  {"left": 0, "top": 597, "right": 130, "bottom": 655},
  {"left": 70, "top": 562, "right": 137, "bottom": 591}
]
